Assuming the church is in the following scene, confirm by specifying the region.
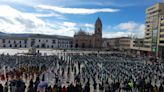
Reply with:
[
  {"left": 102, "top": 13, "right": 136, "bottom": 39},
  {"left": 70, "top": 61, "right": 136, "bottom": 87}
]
[{"left": 73, "top": 17, "right": 102, "bottom": 49}]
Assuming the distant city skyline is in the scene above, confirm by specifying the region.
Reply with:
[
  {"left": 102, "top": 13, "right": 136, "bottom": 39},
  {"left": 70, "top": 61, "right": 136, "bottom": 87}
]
[{"left": 0, "top": 0, "right": 162, "bottom": 38}]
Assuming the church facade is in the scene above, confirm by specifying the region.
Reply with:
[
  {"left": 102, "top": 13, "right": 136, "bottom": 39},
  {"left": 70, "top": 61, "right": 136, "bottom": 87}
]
[{"left": 73, "top": 17, "right": 102, "bottom": 49}]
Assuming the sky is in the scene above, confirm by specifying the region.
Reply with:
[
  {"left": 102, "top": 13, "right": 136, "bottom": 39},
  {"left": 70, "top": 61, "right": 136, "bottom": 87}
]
[{"left": 0, "top": 0, "right": 163, "bottom": 38}]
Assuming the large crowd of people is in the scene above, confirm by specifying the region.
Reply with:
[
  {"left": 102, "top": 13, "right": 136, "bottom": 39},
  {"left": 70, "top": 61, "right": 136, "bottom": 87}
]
[{"left": 0, "top": 51, "right": 164, "bottom": 92}]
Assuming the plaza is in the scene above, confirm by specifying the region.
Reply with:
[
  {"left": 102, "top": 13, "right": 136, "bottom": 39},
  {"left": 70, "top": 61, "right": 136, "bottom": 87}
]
[
  {"left": 0, "top": 48, "right": 163, "bottom": 92},
  {"left": 0, "top": 1, "right": 164, "bottom": 92}
]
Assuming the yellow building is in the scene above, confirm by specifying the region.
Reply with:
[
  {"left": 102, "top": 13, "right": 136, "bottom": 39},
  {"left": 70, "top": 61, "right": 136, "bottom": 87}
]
[
  {"left": 158, "top": 15, "right": 164, "bottom": 58},
  {"left": 130, "top": 38, "right": 149, "bottom": 56},
  {"left": 119, "top": 37, "right": 132, "bottom": 51},
  {"left": 103, "top": 37, "right": 132, "bottom": 51},
  {"left": 144, "top": 3, "right": 164, "bottom": 56}
]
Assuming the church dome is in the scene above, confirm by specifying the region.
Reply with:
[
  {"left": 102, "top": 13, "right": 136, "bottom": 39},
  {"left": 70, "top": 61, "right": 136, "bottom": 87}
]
[{"left": 75, "top": 29, "right": 88, "bottom": 36}]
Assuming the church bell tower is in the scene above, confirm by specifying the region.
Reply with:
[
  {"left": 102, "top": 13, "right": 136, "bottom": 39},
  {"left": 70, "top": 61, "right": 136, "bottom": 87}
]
[
  {"left": 95, "top": 17, "right": 102, "bottom": 36},
  {"left": 92, "top": 17, "right": 102, "bottom": 49}
]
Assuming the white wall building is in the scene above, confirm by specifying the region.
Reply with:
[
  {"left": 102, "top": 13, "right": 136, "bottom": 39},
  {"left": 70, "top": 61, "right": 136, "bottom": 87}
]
[{"left": 0, "top": 34, "right": 73, "bottom": 49}]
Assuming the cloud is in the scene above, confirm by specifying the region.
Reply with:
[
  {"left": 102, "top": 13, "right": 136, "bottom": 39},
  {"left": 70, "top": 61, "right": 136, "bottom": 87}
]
[
  {"left": 32, "top": 13, "right": 65, "bottom": 19},
  {"left": 103, "top": 21, "right": 145, "bottom": 38},
  {"left": 0, "top": 0, "right": 37, "bottom": 6},
  {"left": 114, "top": 21, "right": 138, "bottom": 31},
  {"left": 0, "top": 5, "right": 45, "bottom": 33},
  {"left": 103, "top": 32, "right": 132, "bottom": 38},
  {"left": 0, "top": 5, "right": 77, "bottom": 36},
  {"left": 0, "top": 5, "right": 145, "bottom": 39},
  {"left": 84, "top": 24, "right": 94, "bottom": 28},
  {"left": 87, "top": 2, "right": 136, "bottom": 7},
  {"left": 37, "top": 5, "right": 119, "bottom": 15},
  {"left": 63, "top": 22, "right": 76, "bottom": 27}
]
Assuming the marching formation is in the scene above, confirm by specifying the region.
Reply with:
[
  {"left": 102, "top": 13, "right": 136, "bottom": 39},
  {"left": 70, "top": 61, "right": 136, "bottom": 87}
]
[{"left": 0, "top": 52, "right": 164, "bottom": 92}]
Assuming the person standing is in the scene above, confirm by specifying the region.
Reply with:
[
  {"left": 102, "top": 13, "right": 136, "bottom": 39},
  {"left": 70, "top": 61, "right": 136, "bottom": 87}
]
[
  {"left": 52, "top": 85, "right": 57, "bottom": 92},
  {"left": 0, "top": 84, "right": 3, "bottom": 92},
  {"left": 34, "top": 76, "right": 40, "bottom": 92},
  {"left": 4, "top": 82, "right": 8, "bottom": 92},
  {"left": 159, "top": 83, "right": 163, "bottom": 92},
  {"left": 27, "top": 79, "right": 34, "bottom": 92},
  {"left": 61, "top": 86, "right": 67, "bottom": 92}
]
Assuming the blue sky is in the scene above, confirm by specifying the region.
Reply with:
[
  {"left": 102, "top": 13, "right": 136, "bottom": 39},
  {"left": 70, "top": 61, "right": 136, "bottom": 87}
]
[{"left": 0, "top": 0, "right": 163, "bottom": 38}]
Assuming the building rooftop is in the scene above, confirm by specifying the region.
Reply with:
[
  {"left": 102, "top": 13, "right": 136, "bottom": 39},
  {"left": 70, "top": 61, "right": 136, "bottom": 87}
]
[
  {"left": 0, "top": 33, "right": 73, "bottom": 40},
  {"left": 103, "top": 37, "right": 132, "bottom": 40},
  {"left": 74, "top": 29, "right": 92, "bottom": 36}
]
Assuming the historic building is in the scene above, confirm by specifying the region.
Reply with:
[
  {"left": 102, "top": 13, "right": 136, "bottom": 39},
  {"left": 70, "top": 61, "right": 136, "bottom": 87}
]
[
  {"left": 73, "top": 17, "right": 102, "bottom": 49},
  {"left": 0, "top": 34, "right": 73, "bottom": 49}
]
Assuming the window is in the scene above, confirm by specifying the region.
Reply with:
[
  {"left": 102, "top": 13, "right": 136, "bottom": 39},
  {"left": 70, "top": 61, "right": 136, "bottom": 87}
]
[
  {"left": 37, "top": 45, "right": 39, "bottom": 48},
  {"left": 161, "top": 23, "right": 164, "bottom": 26},
  {"left": 39, "top": 39, "right": 41, "bottom": 42},
  {"left": 160, "top": 29, "right": 164, "bottom": 32},
  {"left": 148, "top": 7, "right": 155, "bottom": 11},
  {"left": 160, "top": 34, "right": 164, "bottom": 38},
  {"left": 10, "top": 44, "right": 12, "bottom": 47},
  {"left": 47, "top": 45, "right": 49, "bottom": 48},
  {"left": 14, "top": 41, "right": 16, "bottom": 44},
  {"left": 51, "top": 45, "right": 54, "bottom": 48},
  {"left": 20, "top": 45, "right": 21, "bottom": 47},
  {"left": 160, "top": 41, "right": 164, "bottom": 43},
  {"left": 3, "top": 44, "right": 6, "bottom": 47},
  {"left": 24, "top": 40, "right": 27, "bottom": 44},
  {"left": 144, "top": 41, "right": 151, "bottom": 44},
  {"left": 8, "top": 40, "right": 10, "bottom": 43},
  {"left": 52, "top": 40, "right": 56, "bottom": 44},
  {"left": 25, "top": 45, "right": 27, "bottom": 48},
  {"left": 2, "top": 39, "right": 5, "bottom": 43},
  {"left": 31, "top": 39, "right": 35, "bottom": 46},
  {"left": 146, "top": 33, "right": 150, "bottom": 35},
  {"left": 161, "top": 15, "right": 164, "bottom": 19},
  {"left": 41, "top": 44, "right": 45, "bottom": 48},
  {"left": 145, "top": 37, "right": 151, "bottom": 39},
  {"left": 144, "top": 45, "right": 150, "bottom": 48},
  {"left": 146, "top": 21, "right": 150, "bottom": 24},
  {"left": 46, "top": 40, "right": 48, "bottom": 42},
  {"left": 70, "top": 41, "right": 73, "bottom": 44}
]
